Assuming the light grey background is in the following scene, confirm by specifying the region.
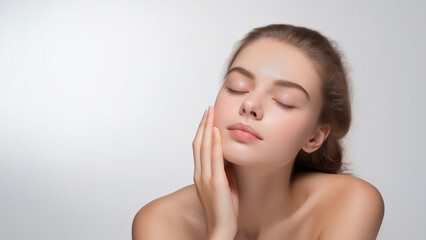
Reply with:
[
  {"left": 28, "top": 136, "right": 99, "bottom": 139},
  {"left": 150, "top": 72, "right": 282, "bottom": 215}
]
[{"left": 1, "top": 0, "right": 425, "bottom": 239}]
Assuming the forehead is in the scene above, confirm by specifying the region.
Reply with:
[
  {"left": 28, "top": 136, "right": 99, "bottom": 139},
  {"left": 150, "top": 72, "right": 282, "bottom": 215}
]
[{"left": 231, "top": 38, "right": 322, "bottom": 103}]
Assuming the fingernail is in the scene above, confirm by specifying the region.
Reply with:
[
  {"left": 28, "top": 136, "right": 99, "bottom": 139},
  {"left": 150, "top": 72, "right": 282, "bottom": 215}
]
[
  {"left": 203, "top": 109, "right": 207, "bottom": 117},
  {"left": 207, "top": 106, "right": 211, "bottom": 117},
  {"left": 213, "top": 126, "right": 218, "bottom": 136}
]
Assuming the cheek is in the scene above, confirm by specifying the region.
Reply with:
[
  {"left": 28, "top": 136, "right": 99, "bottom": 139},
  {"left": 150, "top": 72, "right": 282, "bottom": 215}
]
[
  {"left": 213, "top": 92, "right": 236, "bottom": 127},
  {"left": 267, "top": 112, "right": 315, "bottom": 155}
]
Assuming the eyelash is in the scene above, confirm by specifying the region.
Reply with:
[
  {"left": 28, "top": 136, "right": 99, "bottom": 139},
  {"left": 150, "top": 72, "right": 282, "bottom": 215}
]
[
  {"left": 275, "top": 101, "right": 295, "bottom": 110},
  {"left": 226, "top": 88, "right": 295, "bottom": 110},
  {"left": 226, "top": 88, "right": 246, "bottom": 95}
]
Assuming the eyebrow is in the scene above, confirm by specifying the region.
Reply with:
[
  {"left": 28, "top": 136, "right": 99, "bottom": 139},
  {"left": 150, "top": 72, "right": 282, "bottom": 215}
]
[{"left": 225, "top": 66, "right": 311, "bottom": 100}]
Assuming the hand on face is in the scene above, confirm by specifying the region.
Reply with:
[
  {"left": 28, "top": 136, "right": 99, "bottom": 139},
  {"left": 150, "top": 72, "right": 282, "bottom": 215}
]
[{"left": 192, "top": 106, "right": 239, "bottom": 239}]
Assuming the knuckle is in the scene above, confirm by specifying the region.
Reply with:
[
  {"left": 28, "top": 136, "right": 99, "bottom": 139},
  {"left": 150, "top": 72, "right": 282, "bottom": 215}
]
[
  {"left": 192, "top": 139, "right": 199, "bottom": 148},
  {"left": 200, "top": 143, "right": 209, "bottom": 153},
  {"left": 211, "top": 175, "right": 224, "bottom": 188},
  {"left": 201, "top": 175, "right": 211, "bottom": 184},
  {"left": 193, "top": 175, "right": 200, "bottom": 184},
  {"left": 211, "top": 149, "right": 218, "bottom": 158}
]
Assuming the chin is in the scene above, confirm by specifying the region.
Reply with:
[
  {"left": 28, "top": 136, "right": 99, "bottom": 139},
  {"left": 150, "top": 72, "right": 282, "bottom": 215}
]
[
  {"left": 222, "top": 138, "right": 256, "bottom": 166},
  {"left": 222, "top": 144, "right": 267, "bottom": 167},
  {"left": 223, "top": 154, "right": 256, "bottom": 167},
  {"left": 222, "top": 141, "right": 296, "bottom": 169}
]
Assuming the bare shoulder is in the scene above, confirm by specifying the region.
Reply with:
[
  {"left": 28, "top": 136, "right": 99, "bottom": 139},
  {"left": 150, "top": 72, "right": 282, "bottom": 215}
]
[
  {"left": 294, "top": 171, "right": 385, "bottom": 240},
  {"left": 132, "top": 184, "right": 205, "bottom": 240},
  {"left": 294, "top": 171, "right": 383, "bottom": 196}
]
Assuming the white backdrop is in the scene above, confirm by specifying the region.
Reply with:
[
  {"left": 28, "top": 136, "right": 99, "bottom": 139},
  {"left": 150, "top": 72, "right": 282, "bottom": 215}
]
[{"left": 1, "top": 0, "right": 425, "bottom": 239}]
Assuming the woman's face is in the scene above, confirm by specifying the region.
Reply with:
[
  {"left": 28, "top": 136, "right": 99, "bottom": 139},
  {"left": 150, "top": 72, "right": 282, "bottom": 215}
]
[{"left": 213, "top": 38, "right": 324, "bottom": 168}]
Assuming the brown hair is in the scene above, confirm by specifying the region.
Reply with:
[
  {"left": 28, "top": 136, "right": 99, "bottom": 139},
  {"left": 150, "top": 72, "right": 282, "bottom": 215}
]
[{"left": 223, "top": 24, "right": 352, "bottom": 174}]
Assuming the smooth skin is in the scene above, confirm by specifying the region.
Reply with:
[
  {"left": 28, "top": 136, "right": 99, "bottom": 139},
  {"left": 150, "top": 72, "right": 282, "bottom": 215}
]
[
  {"left": 193, "top": 108, "right": 239, "bottom": 239},
  {"left": 132, "top": 39, "right": 385, "bottom": 240}
]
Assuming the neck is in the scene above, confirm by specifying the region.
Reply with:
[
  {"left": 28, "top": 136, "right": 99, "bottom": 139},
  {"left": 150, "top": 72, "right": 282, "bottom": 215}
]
[{"left": 228, "top": 161, "right": 295, "bottom": 239}]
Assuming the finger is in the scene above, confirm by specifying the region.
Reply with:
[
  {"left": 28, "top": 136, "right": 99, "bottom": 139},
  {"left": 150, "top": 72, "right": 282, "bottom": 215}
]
[
  {"left": 193, "top": 109, "right": 208, "bottom": 177},
  {"left": 201, "top": 106, "right": 214, "bottom": 178},
  {"left": 212, "top": 126, "right": 226, "bottom": 180}
]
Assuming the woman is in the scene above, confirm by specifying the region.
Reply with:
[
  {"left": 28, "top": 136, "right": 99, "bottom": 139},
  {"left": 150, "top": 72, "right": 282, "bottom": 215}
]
[{"left": 132, "top": 24, "right": 384, "bottom": 240}]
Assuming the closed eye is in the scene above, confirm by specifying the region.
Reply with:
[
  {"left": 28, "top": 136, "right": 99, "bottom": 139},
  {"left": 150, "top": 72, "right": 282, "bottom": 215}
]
[
  {"left": 226, "top": 88, "right": 247, "bottom": 95},
  {"left": 275, "top": 101, "right": 295, "bottom": 110},
  {"left": 227, "top": 88, "right": 295, "bottom": 110}
]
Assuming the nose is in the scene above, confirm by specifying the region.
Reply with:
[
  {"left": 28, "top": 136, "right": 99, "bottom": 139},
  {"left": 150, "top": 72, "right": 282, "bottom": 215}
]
[{"left": 239, "top": 92, "right": 264, "bottom": 120}]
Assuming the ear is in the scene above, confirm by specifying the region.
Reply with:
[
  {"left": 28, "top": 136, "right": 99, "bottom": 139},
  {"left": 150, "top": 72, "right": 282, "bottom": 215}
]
[{"left": 302, "top": 123, "right": 331, "bottom": 153}]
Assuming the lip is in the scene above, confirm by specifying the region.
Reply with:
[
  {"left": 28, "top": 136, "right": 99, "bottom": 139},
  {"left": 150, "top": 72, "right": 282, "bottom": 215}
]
[{"left": 227, "top": 122, "right": 263, "bottom": 140}]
